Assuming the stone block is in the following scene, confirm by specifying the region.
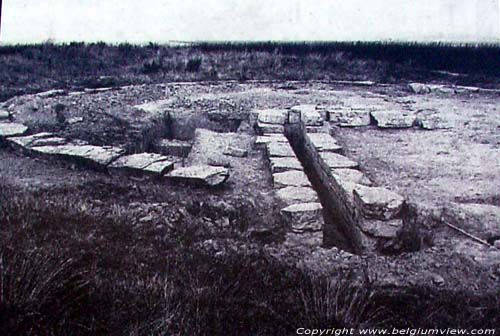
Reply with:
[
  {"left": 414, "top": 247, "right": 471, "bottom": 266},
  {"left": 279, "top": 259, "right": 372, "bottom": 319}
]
[
  {"left": 167, "top": 165, "right": 229, "bottom": 187},
  {"left": 0, "top": 122, "right": 29, "bottom": 138},
  {"left": 370, "top": 111, "right": 416, "bottom": 129},
  {"left": 276, "top": 186, "right": 319, "bottom": 205},
  {"left": 109, "top": 153, "right": 174, "bottom": 176},
  {"left": 281, "top": 202, "right": 324, "bottom": 232},
  {"left": 31, "top": 144, "right": 125, "bottom": 168},
  {"left": 266, "top": 142, "right": 295, "bottom": 157},
  {"left": 358, "top": 218, "right": 403, "bottom": 238},
  {"left": 331, "top": 168, "right": 371, "bottom": 185},
  {"left": 307, "top": 133, "right": 342, "bottom": 152},
  {"left": 273, "top": 171, "right": 312, "bottom": 189},
  {"left": 353, "top": 185, "right": 405, "bottom": 220},
  {"left": 269, "top": 157, "right": 303, "bottom": 173},
  {"left": 320, "top": 152, "right": 358, "bottom": 169},
  {"left": 257, "top": 122, "right": 284, "bottom": 134},
  {"left": 257, "top": 109, "right": 289, "bottom": 124}
]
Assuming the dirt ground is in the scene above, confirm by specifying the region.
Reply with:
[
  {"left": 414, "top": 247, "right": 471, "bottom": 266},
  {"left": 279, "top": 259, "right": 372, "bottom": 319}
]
[{"left": 1, "top": 80, "right": 500, "bottom": 294}]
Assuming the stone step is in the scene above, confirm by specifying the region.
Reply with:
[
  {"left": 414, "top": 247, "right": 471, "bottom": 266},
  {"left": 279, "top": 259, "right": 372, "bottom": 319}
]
[
  {"left": 266, "top": 141, "right": 296, "bottom": 158},
  {"left": 269, "top": 157, "right": 303, "bottom": 173},
  {"left": 370, "top": 111, "right": 416, "bottom": 129},
  {"left": 353, "top": 184, "right": 405, "bottom": 220},
  {"left": 167, "top": 165, "right": 229, "bottom": 187},
  {"left": 255, "top": 134, "right": 288, "bottom": 147},
  {"left": 276, "top": 186, "right": 319, "bottom": 205},
  {"left": 108, "top": 153, "right": 174, "bottom": 177},
  {"left": 307, "top": 133, "right": 342, "bottom": 152},
  {"left": 273, "top": 170, "right": 312, "bottom": 189},
  {"left": 281, "top": 202, "right": 324, "bottom": 232},
  {"left": 331, "top": 168, "right": 371, "bottom": 185},
  {"left": 319, "top": 152, "right": 359, "bottom": 169}
]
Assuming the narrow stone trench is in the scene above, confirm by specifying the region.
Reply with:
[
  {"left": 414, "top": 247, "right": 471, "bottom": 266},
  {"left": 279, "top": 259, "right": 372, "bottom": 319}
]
[{"left": 285, "top": 126, "right": 362, "bottom": 254}]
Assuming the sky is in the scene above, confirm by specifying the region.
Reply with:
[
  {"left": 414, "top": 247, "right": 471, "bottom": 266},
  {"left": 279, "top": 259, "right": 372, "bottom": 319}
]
[{"left": 1, "top": 0, "right": 500, "bottom": 44}]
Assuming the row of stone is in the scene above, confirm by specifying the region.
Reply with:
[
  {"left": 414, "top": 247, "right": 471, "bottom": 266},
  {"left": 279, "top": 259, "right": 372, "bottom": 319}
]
[
  {"left": 253, "top": 108, "right": 325, "bottom": 244},
  {"left": 303, "top": 131, "right": 406, "bottom": 241},
  {"left": 324, "top": 105, "right": 453, "bottom": 130},
  {"left": 0, "top": 122, "right": 228, "bottom": 187}
]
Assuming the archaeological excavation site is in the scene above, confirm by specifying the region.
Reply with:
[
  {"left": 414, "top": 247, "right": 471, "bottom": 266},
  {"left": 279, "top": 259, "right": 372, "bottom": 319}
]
[{"left": 1, "top": 78, "right": 500, "bottom": 333}]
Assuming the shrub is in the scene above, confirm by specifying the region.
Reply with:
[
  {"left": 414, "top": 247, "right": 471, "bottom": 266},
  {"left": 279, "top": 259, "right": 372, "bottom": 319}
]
[
  {"left": 0, "top": 248, "right": 91, "bottom": 335},
  {"left": 186, "top": 57, "right": 202, "bottom": 72}
]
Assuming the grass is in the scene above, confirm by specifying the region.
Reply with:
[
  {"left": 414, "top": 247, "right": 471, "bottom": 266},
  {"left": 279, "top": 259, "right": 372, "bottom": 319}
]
[
  {"left": 2, "top": 41, "right": 500, "bottom": 102},
  {"left": 1, "top": 181, "right": 500, "bottom": 335}
]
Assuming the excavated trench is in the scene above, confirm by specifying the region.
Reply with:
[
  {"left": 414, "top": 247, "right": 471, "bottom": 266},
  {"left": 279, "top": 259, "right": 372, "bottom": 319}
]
[{"left": 285, "top": 124, "right": 364, "bottom": 254}]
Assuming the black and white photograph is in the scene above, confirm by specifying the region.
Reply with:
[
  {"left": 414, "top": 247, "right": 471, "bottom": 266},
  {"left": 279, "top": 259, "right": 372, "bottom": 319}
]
[{"left": 0, "top": 1, "right": 499, "bottom": 335}]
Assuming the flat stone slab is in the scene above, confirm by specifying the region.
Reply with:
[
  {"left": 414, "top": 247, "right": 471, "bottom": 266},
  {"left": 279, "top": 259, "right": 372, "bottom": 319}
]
[
  {"left": 273, "top": 170, "right": 312, "bottom": 189},
  {"left": 257, "top": 122, "right": 284, "bottom": 134},
  {"left": 358, "top": 218, "right": 403, "bottom": 238},
  {"left": 155, "top": 139, "right": 192, "bottom": 157},
  {"left": 0, "top": 122, "right": 29, "bottom": 138},
  {"left": 332, "top": 168, "right": 371, "bottom": 185},
  {"left": 289, "top": 105, "right": 323, "bottom": 126},
  {"left": 269, "top": 157, "right": 303, "bottom": 173},
  {"left": 255, "top": 134, "right": 288, "bottom": 146},
  {"left": 167, "top": 165, "right": 229, "bottom": 187},
  {"left": 307, "top": 133, "right": 342, "bottom": 152},
  {"left": 0, "top": 110, "right": 10, "bottom": 120},
  {"left": 109, "top": 153, "right": 174, "bottom": 176},
  {"left": 353, "top": 185, "right": 405, "bottom": 220},
  {"left": 8, "top": 132, "right": 55, "bottom": 148},
  {"left": 223, "top": 146, "right": 247, "bottom": 157},
  {"left": 328, "top": 108, "right": 370, "bottom": 127},
  {"left": 370, "top": 111, "right": 416, "bottom": 129},
  {"left": 266, "top": 142, "right": 295, "bottom": 157},
  {"left": 276, "top": 186, "right": 319, "bottom": 205},
  {"left": 416, "top": 113, "right": 455, "bottom": 130},
  {"left": 319, "top": 152, "right": 358, "bottom": 169},
  {"left": 32, "top": 144, "right": 125, "bottom": 167},
  {"left": 257, "top": 109, "right": 289, "bottom": 125},
  {"left": 281, "top": 202, "right": 324, "bottom": 232}
]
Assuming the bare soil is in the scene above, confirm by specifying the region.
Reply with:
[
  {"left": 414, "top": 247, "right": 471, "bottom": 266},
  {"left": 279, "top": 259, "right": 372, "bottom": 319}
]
[{"left": 2, "top": 80, "right": 500, "bottom": 296}]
